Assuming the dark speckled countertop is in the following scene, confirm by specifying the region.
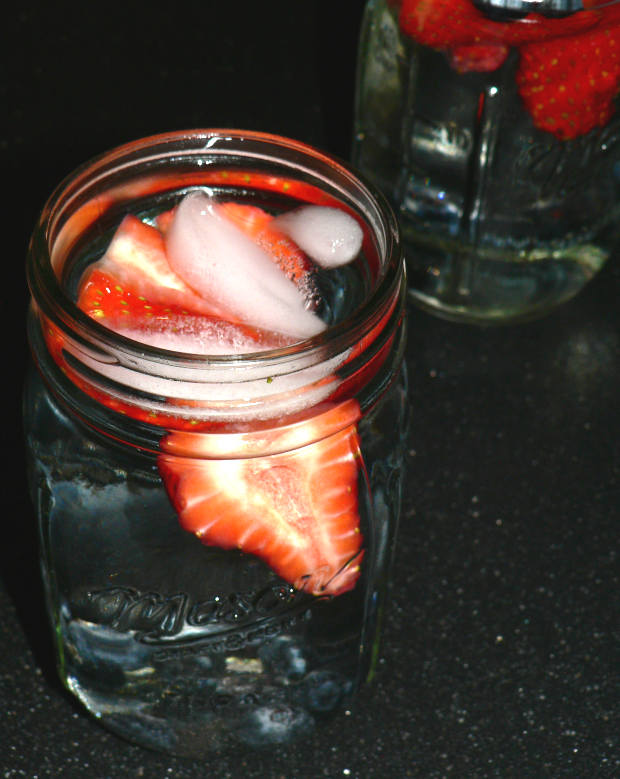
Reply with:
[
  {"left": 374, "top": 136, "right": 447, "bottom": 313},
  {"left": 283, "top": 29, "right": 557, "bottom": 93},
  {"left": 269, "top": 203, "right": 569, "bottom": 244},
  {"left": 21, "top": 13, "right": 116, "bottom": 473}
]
[{"left": 2, "top": 3, "right": 619, "bottom": 776}]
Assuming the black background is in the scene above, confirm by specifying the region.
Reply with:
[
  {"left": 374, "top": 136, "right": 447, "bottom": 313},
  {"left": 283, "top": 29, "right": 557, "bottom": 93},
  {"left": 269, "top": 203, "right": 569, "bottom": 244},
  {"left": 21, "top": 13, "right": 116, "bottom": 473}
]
[{"left": 2, "top": 3, "right": 620, "bottom": 777}]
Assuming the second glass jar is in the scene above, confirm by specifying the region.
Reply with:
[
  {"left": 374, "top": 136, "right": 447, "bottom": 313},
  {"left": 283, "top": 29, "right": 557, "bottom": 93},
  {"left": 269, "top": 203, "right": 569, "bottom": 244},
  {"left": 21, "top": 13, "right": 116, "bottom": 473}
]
[{"left": 354, "top": 0, "right": 620, "bottom": 323}]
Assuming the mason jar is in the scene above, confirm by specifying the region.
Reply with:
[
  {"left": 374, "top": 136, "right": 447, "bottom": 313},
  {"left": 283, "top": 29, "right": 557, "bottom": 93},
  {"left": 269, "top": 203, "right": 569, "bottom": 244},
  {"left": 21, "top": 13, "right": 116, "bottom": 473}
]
[
  {"left": 353, "top": 0, "right": 620, "bottom": 323},
  {"left": 23, "top": 129, "right": 408, "bottom": 756}
]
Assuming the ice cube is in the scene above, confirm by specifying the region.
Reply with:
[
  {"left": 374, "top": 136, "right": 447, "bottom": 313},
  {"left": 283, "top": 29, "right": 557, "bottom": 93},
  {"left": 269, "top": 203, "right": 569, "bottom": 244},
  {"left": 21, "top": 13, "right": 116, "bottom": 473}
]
[
  {"left": 272, "top": 206, "right": 363, "bottom": 268},
  {"left": 166, "top": 193, "right": 326, "bottom": 340}
]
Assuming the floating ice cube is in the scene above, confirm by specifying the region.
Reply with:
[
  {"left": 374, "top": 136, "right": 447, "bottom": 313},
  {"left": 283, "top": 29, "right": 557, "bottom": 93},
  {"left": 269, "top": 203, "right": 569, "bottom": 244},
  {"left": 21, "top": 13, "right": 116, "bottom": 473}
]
[
  {"left": 166, "top": 193, "right": 326, "bottom": 340},
  {"left": 272, "top": 206, "right": 363, "bottom": 269}
]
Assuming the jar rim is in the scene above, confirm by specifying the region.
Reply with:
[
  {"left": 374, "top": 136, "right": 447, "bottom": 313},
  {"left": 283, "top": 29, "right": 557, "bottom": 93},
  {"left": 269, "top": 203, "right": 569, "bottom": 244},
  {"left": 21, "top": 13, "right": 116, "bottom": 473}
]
[{"left": 28, "top": 128, "right": 403, "bottom": 373}]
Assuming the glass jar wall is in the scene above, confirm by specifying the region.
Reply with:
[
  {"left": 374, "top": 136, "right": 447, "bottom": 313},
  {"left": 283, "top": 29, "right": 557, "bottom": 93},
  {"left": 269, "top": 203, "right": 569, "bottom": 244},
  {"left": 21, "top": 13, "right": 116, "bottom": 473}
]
[{"left": 24, "top": 130, "right": 408, "bottom": 756}]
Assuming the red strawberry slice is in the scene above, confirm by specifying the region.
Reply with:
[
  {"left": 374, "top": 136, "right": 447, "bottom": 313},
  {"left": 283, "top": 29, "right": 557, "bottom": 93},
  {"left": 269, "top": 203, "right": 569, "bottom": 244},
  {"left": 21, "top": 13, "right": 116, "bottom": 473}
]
[
  {"left": 449, "top": 43, "right": 509, "bottom": 73},
  {"left": 44, "top": 266, "right": 293, "bottom": 430},
  {"left": 77, "top": 213, "right": 296, "bottom": 353},
  {"left": 79, "top": 267, "right": 293, "bottom": 354},
  {"left": 158, "top": 400, "right": 364, "bottom": 596},
  {"left": 516, "top": 18, "right": 620, "bottom": 139},
  {"left": 154, "top": 169, "right": 343, "bottom": 208},
  {"left": 60, "top": 202, "right": 391, "bottom": 425},
  {"left": 92, "top": 214, "right": 232, "bottom": 321}
]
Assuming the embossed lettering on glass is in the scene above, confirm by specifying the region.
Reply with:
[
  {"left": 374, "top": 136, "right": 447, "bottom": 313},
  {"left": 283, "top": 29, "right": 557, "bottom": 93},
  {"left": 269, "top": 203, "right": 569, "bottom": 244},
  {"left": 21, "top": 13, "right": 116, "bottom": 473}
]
[
  {"left": 24, "top": 130, "right": 408, "bottom": 756},
  {"left": 354, "top": 0, "right": 620, "bottom": 322}
]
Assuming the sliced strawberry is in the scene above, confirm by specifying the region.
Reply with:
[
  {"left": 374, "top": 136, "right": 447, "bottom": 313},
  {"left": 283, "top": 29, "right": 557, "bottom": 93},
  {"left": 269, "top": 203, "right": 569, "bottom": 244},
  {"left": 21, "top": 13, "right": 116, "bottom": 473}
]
[
  {"left": 78, "top": 213, "right": 296, "bottom": 353},
  {"left": 516, "top": 18, "right": 620, "bottom": 140},
  {"left": 48, "top": 200, "right": 381, "bottom": 598},
  {"left": 49, "top": 202, "right": 378, "bottom": 600},
  {"left": 44, "top": 265, "right": 293, "bottom": 430},
  {"left": 158, "top": 400, "right": 364, "bottom": 596},
  {"left": 55, "top": 197, "right": 393, "bottom": 428},
  {"left": 449, "top": 43, "right": 509, "bottom": 73},
  {"left": 215, "top": 202, "right": 272, "bottom": 234},
  {"left": 79, "top": 267, "right": 293, "bottom": 354},
  {"left": 160, "top": 169, "right": 342, "bottom": 208},
  {"left": 88, "top": 214, "right": 234, "bottom": 322},
  {"left": 153, "top": 207, "right": 175, "bottom": 234}
]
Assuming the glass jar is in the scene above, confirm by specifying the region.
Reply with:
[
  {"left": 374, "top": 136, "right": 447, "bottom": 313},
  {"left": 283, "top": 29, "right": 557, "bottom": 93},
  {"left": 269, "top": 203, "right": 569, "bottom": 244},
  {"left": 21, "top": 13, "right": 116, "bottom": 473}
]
[
  {"left": 353, "top": 0, "right": 620, "bottom": 323},
  {"left": 24, "top": 130, "right": 408, "bottom": 756}
]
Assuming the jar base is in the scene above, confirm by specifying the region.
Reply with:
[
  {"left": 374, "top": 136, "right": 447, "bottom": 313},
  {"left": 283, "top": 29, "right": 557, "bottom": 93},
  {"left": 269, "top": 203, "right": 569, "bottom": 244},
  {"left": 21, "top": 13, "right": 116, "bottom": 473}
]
[
  {"left": 65, "top": 666, "right": 353, "bottom": 757},
  {"left": 403, "top": 237, "right": 607, "bottom": 325}
]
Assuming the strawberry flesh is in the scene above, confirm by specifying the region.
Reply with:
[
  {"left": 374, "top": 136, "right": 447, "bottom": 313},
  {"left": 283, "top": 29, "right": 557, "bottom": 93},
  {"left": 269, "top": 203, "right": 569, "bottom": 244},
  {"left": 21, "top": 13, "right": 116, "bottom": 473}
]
[
  {"left": 79, "top": 267, "right": 293, "bottom": 355},
  {"left": 158, "top": 401, "right": 364, "bottom": 596},
  {"left": 516, "top": 19, "right": 620, "bottom": 139},
  {"left": 93, "top": 214, "right": 232, "bottom": 320}
]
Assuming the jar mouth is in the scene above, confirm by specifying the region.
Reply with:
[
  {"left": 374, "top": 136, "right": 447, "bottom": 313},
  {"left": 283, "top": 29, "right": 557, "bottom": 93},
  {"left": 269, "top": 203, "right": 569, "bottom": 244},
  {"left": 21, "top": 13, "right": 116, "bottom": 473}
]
[
  {"left": 29, "top": 129, "right": 402, "bottom": 371},
  {"left": 27, "top": 129, "right": 405, "bottom": 428}
]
